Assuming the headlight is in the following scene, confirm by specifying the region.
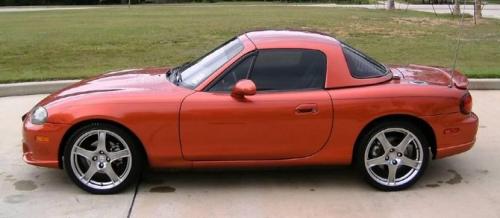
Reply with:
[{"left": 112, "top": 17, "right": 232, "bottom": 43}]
[{"left": 31, "top": 106, "right": 48, "bottom": 125}]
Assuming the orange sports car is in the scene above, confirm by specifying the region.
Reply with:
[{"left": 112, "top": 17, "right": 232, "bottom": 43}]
[{"left": 22, "top": 30, "right": 478, "bottom": 194}]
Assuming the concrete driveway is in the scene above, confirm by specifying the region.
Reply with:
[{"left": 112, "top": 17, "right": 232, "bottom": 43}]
[{"left": 0, "top": 91, "right": 499, "bottom": 218}]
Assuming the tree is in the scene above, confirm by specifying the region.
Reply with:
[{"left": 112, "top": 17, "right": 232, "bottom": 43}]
[
  {"left": 474, "top": 0, "right": 482, "bottom": 20},
  {"left": 387, "top": 0, "right": 395, "bottom": 10},
  {"left": 453, "top": 0, "right": 461, "bottom": 15}
]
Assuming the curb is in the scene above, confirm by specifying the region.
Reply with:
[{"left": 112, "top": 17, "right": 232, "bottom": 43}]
[
  {"left": 0, "top": 79, "right": 500, "bottom": 97},
  {"left": 468, "top": 79, "right": 500, "bottom": 90}
]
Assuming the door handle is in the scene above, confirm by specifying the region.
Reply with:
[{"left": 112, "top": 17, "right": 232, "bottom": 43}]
[{"left": 295, "top": 104, "right": 318, "bottom": 114}]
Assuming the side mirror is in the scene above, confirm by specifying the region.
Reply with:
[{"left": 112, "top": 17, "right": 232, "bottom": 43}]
[{"left": 231, "top": 79, "right": 256, "bottom": 99}]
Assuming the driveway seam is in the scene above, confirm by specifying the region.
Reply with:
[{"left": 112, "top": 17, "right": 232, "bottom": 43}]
[{"left": 127, "top": 178, "right": 142, "bottom": 218}]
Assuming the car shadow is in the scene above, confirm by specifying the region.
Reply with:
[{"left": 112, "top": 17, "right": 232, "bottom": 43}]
[
  {"left": 9, "top": 157, "right": 477, "bottom": 195},
  {"left": 140, "top": 166, "right": 375, "bottom": 193},
  {"left": 138, "top": 156, "right": 481, "bottom": 194}
]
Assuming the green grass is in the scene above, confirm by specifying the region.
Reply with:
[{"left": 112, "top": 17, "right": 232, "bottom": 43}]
[{"left": 0, "top": 4, "right": 499, "bottom": 83}]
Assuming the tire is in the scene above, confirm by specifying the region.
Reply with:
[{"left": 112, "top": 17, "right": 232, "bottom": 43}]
[
  {"left": 356, "top": 121, "right": 430, "bottom": 191},
  {"left": 63, "top": 123, "right": 144, "bottom": 194}
]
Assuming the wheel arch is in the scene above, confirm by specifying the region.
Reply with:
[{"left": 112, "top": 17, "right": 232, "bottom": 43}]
[
  {"left": 352, "top": 114, "right": 437, "bottom": 164},
  {"left": 58, "top": 119, "right": 149, "bottom": 169}
]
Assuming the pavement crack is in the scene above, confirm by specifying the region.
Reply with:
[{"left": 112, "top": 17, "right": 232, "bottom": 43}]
[{"left": 126, "top": 175, "right": 142, "bottom": 218}]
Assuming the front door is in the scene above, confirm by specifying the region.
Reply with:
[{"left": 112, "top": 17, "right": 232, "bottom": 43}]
[{"left": 180, "top": 49, "right": 333, "bottom": 161}]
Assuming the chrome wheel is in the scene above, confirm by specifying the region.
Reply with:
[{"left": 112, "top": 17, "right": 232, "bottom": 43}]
[
  {"left": 364, "top": 128, "right": 424, "bottom": 187},
  {"left": 70, "top": 130, "right": 132, "bottom": 190}
]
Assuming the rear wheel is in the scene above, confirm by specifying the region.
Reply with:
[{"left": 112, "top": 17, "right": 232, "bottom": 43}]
[
  {"left": 356, "top": 121, "right": 430, "bottom": 191},
  {"left": 63, "top": 123, "right": 143, "bottom": 194}
]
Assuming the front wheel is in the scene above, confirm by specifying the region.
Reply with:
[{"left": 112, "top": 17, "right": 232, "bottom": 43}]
[
  {"left": 63, "top": 123, "right": 143, "bottom": 194},
  {"left": 356, "top": 121, "right": 430, "bottom": 191}
]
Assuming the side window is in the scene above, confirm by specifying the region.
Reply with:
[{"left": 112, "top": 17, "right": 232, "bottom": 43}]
[
  {"left": 209, "top": 55, "right": 255, "bottom": 92},
  {"left": 249, "top": 49, "right": 326, "bottom": 91},
  {"left": 342, "top": 44, "right": 387, "bottom": 79}
]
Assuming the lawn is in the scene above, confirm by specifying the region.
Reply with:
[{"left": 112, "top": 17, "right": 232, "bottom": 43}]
[{"left": 0, "top": 4, "right": 499, "bottom": 83}]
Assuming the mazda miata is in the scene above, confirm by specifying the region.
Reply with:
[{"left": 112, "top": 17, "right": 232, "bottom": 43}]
[{"left": 22, "top": 30, "right": 478, "bottom": 194}]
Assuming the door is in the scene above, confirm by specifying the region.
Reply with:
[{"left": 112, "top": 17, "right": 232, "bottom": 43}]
[{"left": 180, "top": 49, "right": 333, "bottom": 161}]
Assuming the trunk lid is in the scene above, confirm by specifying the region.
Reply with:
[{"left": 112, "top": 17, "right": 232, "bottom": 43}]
[{"left": 390, "top": 64, "right": 468, "bottom": 89}]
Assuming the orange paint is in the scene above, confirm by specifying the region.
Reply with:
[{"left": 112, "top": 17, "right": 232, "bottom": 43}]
[{"left": 22, "top": 30, "right": 478, "bottom": 169}]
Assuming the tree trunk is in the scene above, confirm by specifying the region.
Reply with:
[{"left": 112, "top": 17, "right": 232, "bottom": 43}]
[
  {"left": 453, "top": 0, "right": 461, "bottom": 15},
  {"left": 387, "top": 0, "right": 395, "bottom": 10},
  {"left": 474, "top": 0, "right": 482, "bottom": 19}
]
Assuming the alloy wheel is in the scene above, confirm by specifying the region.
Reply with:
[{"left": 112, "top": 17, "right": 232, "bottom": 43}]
[
  {"left": 69, "top": 130, "right": 132, "bottom": 190},
  {"left": 364, "top": 128, "right": 424, "bottom": 187}
]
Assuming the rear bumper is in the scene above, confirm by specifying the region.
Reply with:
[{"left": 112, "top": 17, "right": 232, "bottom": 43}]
[
  {"left": 22, "top": 121, "right": 70, "bottom": 168},
  {"left": 424, "top": 112, "right": 478, "bottom": 159},
  {"left": 436, "top": 140, "right": 475, "bottom": 159}
]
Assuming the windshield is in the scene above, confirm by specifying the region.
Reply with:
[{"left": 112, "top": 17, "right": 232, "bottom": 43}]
[{"left": 179, "top": 38, "right": 244, "bottom": 89}]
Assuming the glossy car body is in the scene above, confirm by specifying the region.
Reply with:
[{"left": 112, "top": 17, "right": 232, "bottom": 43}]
[{"left": 22, "top": 30, "right": 478, "bottom": 189}]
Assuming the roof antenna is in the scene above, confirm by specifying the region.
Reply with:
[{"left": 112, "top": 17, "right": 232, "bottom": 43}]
[{"left": 450, "top": 0, "right": 468, "bottom": 88}]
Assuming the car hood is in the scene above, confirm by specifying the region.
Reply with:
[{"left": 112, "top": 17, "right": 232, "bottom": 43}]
[
  {"left": 37, "top": 67, "right": 188, "bottom": 106},
  {"left": 390, "top": 64, "right": 468, "bottom": 89}
]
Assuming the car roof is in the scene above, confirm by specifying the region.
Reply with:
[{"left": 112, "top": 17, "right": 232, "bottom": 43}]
[{"left": 243, "top": 30, "right": 341, "bottom": 49}]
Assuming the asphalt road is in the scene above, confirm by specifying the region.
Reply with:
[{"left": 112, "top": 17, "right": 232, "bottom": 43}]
[
  {"left": 306, "top": 3, "right": 500, "bottom": 19},
  {"left": 0, "top": 91, "right": 499, "bottom": 218}
]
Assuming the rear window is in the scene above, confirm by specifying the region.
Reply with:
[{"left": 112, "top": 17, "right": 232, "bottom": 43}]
[{"left": 341, "top": 43, "right": 387, "bottom": 79}]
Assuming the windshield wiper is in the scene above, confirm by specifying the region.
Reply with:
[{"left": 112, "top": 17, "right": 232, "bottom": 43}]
[
  {"left": 165, "top": 61, "right": 191, "bottom": 85},
  {"left": 166, "top": 67, "right": 182, "bottom": 85},
  {"left": 173, "top": 69, "right": 182, "bottom": 85}
]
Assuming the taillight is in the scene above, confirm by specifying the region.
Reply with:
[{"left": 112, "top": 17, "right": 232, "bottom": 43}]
[{"left": 460, "top": 92, "right": 472, "bottom": 114}]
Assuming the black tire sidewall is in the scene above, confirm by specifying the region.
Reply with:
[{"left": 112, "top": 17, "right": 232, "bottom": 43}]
[
  {"left": 356, "top": 121, "right": 430, "bottom": 191},
  {"left": 63, "top": 123, "right": 143, "bottom": 194}
]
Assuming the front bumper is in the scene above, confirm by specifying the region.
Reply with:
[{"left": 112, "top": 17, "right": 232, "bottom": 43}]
[
  {"left": 22, "top": 121, "right": 70, "bottom": 168},
  {"left": 424, "top": 112, "right": 479, "bottom": 159}
]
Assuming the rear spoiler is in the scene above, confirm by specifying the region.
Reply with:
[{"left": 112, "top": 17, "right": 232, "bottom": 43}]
[
  {"left": 406, "top": 64, "right": 469, "bottom": 89},
  {"left": 422, "top": 65, "right": 468, "bottom": 89},
  {"left": 445, "top": 68, "right": 469, "bottom": 89}
]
